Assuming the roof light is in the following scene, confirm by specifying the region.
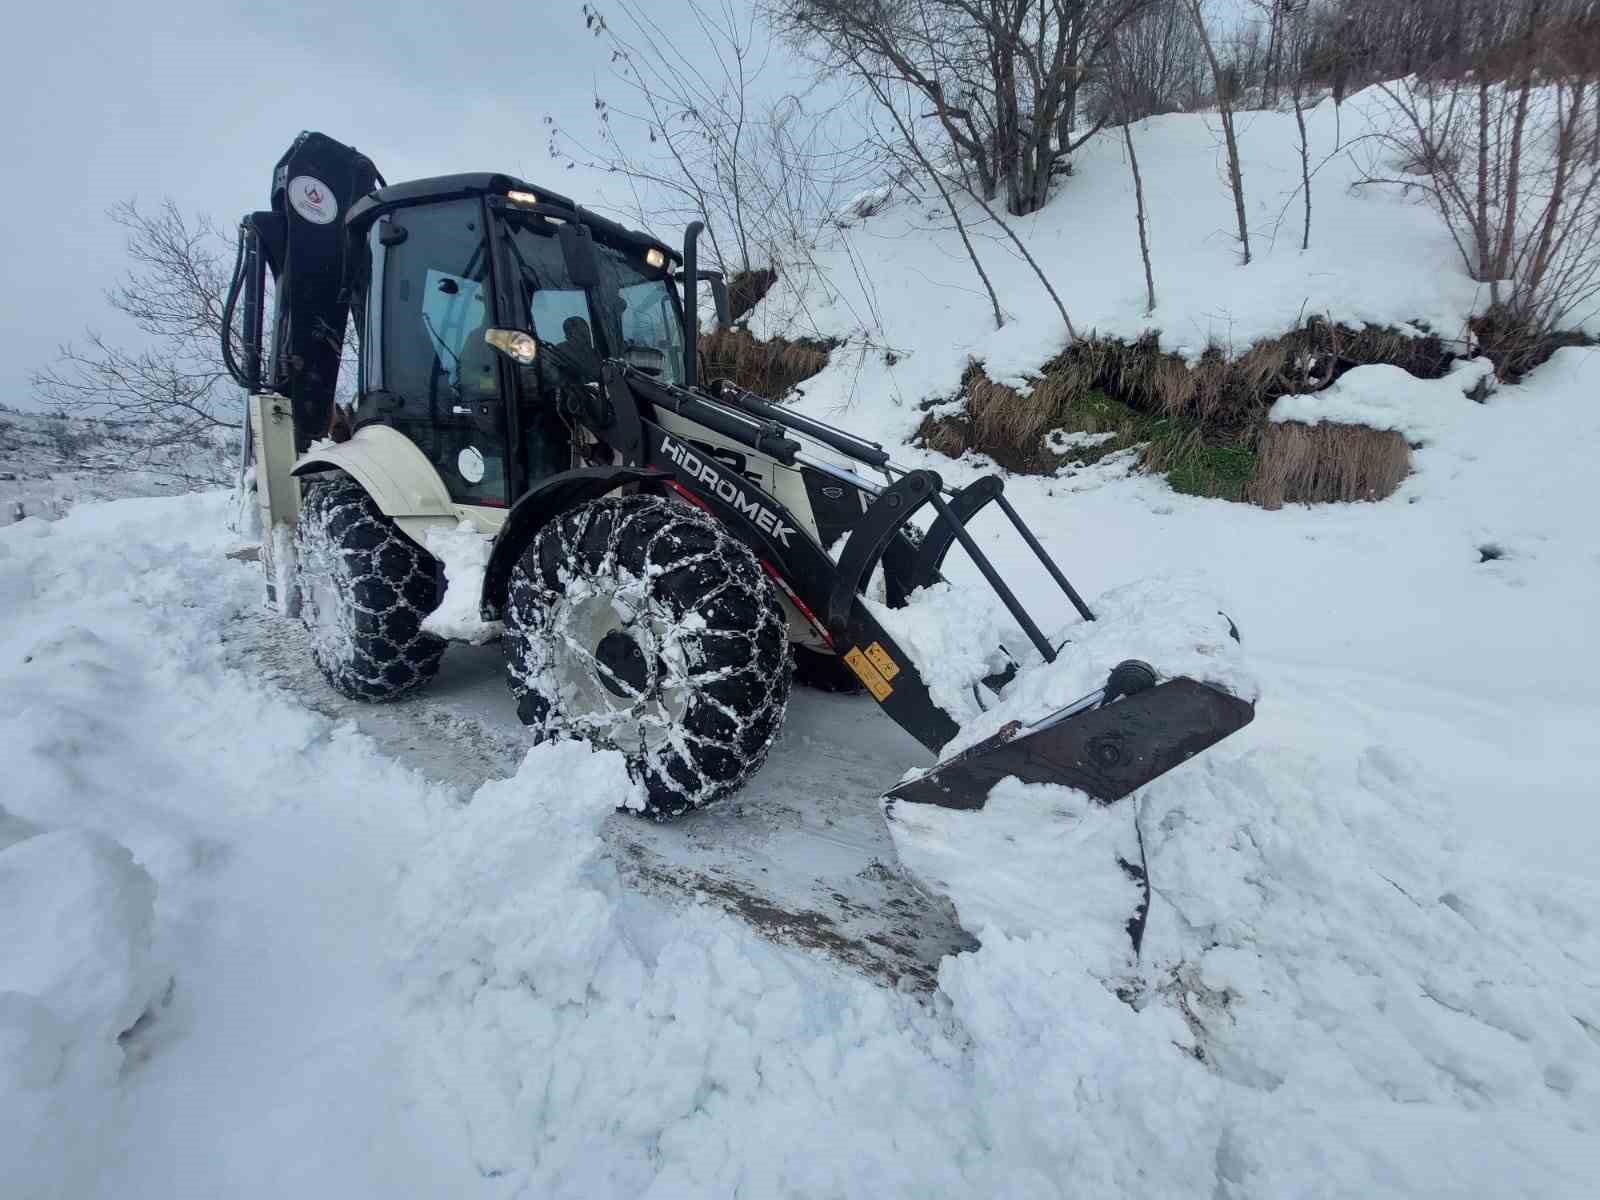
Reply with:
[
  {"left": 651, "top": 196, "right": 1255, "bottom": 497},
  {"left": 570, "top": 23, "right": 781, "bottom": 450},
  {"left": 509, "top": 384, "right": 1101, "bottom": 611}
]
[
  {"left": 484, "top": 328, "right": 537, "bottom": 364},
  {"left": 645, "top": 247, "right": 666, "bottom": 269},
  {"left": 506, "top": 189, "right": 539, "bottom": 207}
]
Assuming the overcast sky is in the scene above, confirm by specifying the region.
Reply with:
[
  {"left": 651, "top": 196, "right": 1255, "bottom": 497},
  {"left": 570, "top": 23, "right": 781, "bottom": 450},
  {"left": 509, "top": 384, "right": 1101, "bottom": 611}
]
[{"left": 0, "top": 0, "right": 669, "bottom": 411}]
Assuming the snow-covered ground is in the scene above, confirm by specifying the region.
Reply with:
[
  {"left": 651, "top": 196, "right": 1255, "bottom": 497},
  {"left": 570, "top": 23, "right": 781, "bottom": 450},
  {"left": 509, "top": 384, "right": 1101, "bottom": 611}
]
[
  {"left": 5, "top": 343, "right": 1598, "bottom": 1198},
  {"left": 6, "top": 82, "right": 1599, "bottom": 1199}
]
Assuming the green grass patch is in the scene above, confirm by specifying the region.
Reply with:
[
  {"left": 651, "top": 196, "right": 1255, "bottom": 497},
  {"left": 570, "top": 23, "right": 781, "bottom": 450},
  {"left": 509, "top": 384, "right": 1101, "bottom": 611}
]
[{"left": 1155, "top": 432, "right": 1259, "bottom": 501}]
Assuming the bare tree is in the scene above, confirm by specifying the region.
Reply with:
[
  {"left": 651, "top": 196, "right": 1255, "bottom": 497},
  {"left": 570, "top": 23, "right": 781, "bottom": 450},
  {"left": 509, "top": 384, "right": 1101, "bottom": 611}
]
[
  {"left": 1185, "top": 0, "right": 1252, "bottom": 263},
  {"left": 775, "top": 0, "right": 1143, "bottom": 216},
  {"left": 31, "top": 201, "right": 241, "bottom": 483},
  {"left": 548, "top": 0, "right": 881, "bottom": 331},
  {"left": 1106, "top": 31, "right": 1158, "bottom": 311},
  {"left": 1362, "top": 29, "right": 1600, "bottom": 347}
]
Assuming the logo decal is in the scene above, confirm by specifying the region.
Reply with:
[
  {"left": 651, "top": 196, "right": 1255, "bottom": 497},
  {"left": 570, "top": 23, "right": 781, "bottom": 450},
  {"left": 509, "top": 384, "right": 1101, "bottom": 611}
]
[
  {"left": 287, "top": 174, "right": 338, "bottom": 225},
  {"left": 660, "top": 435, "right": 796, "bottom": 548}
]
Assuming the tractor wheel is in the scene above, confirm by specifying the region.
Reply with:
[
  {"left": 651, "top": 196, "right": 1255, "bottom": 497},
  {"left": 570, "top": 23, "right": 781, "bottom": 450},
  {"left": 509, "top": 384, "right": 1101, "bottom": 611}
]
[
  {"left": 294, "top": 476, "right": 445, "bottom": 701},
  {"left": 504, "top": 494, "right": 791, "bottom": 818}
]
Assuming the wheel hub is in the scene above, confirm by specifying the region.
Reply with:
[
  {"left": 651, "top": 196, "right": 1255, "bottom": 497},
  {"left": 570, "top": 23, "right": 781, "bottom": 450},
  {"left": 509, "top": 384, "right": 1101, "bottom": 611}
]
[
  {"left": 543, "top": 587, "right": 692, "bottom": 755},
  {"left": 594, "top": 629, "right": 650, "bottom": 698}
]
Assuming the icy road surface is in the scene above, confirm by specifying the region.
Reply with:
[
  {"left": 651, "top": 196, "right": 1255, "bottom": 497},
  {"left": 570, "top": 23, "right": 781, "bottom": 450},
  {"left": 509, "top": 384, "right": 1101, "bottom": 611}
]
[{"left": 228, "top": 608, "right": 974, "bottom": 990}]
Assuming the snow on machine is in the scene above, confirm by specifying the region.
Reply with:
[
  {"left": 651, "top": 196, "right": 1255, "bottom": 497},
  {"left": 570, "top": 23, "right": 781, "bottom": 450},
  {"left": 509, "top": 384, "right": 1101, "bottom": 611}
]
[{"left": 226, "top": 133, "right": 1254, "bottom": 948}]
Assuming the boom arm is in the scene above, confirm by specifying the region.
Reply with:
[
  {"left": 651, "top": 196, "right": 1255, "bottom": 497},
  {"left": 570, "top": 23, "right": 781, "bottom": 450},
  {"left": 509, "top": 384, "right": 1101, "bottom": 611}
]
[{"left": 225, "top": 131, "right": 382, "bottom": 451}]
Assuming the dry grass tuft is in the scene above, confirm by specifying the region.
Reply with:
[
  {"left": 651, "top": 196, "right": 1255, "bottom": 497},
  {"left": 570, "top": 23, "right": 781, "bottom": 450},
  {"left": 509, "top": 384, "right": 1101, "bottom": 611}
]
[
  {"left": 727, "top": 267, "right": 779, "bottom": 323},
  {"left": 1247, "top": 421, "right": 1412, "bottom": 508},
  {"left": 700, "top": 327, "right": 834, "bottom": 398},
  {"left": 915, "top": 318, "right": 1449, "bottom": 506}
]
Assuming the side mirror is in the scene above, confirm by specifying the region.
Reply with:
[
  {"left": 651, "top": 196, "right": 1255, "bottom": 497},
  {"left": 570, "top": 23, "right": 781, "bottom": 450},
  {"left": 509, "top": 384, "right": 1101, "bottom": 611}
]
[
  {"left": 704, "top": 272, "right": 731, "bottom": 329},
  {"left": 625, "top": 344, "right": 666, "bottom": 376}
]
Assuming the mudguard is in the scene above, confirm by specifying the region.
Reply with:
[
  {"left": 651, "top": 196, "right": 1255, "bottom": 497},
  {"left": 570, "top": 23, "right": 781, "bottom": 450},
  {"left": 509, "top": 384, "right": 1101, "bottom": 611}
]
[
  {"left": 291, "top": 425, "right": 456, "bottom": 519},
  {"left": 478, "top": 465, "right": 671, "bottom": 620}
]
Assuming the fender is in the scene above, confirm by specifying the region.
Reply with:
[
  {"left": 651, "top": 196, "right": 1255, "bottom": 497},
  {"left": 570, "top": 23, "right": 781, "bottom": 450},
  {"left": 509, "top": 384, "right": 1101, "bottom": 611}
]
[
  {"left": 291, "top": 424, "right": 456, "bottom": 518},
  {"left": 479, "top": 465, "right": 670, "bottom": 620}
]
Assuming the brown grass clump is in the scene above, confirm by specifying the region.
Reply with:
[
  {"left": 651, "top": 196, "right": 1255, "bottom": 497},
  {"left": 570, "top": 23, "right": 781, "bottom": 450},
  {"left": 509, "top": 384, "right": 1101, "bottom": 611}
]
[
  {"left": 1247, "top": 421, "right": 1412, "bottom": 509},
  {"left": 700, "top": 327, "right": 834, "bottom": 398},
  {"left": 914, "top": 317, "right": 1449, "bottom": 506},
  {"left": 727, "top": 268, "right": 778, "bottom": 323}
]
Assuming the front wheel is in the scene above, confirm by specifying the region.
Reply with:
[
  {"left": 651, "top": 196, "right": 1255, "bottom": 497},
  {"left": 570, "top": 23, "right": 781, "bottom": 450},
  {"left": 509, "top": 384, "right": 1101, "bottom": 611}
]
[
  {"left": 504, "top": 494, "right": 791, "bottom": 818},
  {"left": 294, "top": 476, "right": 445, "bottom": 701}
]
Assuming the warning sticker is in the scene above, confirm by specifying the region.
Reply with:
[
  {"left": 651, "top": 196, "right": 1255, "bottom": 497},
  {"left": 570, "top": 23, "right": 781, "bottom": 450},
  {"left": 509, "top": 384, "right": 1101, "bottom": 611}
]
[
  {"left": 864, "top": 642, "right": 900, "bottom": 681},
  {"left": 844, "top": 647, "right": 894, "bottom": 701}
]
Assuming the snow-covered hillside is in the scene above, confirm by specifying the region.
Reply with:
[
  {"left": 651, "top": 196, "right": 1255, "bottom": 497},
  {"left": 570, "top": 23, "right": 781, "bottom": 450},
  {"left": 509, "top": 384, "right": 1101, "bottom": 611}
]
[
  {"left": 764, "top": 85, "right": 1586, "bottom": 435},
  {"left": 0, "top": 407, "right": 232, "bottom": 527},
  {"left": 4, "top": 84, "right": 1599, "bottom": 1200}
]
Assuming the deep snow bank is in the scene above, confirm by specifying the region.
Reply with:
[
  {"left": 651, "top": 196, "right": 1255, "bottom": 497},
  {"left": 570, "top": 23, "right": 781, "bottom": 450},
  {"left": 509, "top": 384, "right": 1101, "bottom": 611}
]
[{"left": 0, "top": 825, "right": 163, "bottom": 1200}]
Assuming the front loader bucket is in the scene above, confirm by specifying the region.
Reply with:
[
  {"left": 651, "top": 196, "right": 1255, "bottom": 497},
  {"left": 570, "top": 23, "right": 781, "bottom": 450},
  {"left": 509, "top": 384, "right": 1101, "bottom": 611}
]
[{"left": 885, "top": 670, "right": 1255, "bottom": 811}]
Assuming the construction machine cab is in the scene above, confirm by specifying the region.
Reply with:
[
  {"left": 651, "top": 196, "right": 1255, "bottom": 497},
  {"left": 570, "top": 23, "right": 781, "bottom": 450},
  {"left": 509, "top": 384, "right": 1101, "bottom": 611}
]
[{"left": 343, "top": 176, "right": 690, "bottom": 507}]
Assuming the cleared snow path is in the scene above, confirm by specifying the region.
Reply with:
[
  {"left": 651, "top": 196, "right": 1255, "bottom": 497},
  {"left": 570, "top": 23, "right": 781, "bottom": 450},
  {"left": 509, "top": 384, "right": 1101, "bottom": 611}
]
[{"left": 227, "top": 610, "right": 973, "bottom": 989}]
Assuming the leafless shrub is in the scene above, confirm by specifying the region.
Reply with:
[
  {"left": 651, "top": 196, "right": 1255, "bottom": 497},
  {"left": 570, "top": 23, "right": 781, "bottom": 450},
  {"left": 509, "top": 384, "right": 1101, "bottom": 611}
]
[
  {"left": 30, "top": 200, "right": 241, "bottom": 485},
  {"left": 549, "top": 0, "right": 879, "bottom": 332},
  {"left": 1362, "top": 48, "right": 1600, "bottom": 346},
  {"left": 1091, "top": 0, "right": 1205, "bottom": 121}
]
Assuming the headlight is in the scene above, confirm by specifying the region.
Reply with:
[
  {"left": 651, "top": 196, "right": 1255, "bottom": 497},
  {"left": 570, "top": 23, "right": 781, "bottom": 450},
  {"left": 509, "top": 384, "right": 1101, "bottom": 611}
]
[
  {"left": 506, "top": 189, "right": 539, "bottom": 207},
  {"left": 484, "top": 328, "right": 537, "bottom": 364},
  {"left": 645, "top": 247, "right": 666, "bottom": 269}
]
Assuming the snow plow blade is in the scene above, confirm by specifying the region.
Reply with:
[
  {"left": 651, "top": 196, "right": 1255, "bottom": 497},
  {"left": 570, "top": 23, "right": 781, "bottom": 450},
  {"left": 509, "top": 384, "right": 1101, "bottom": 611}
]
[{"left": 885, "top": 666, "right": 1254, "bottom": 811}]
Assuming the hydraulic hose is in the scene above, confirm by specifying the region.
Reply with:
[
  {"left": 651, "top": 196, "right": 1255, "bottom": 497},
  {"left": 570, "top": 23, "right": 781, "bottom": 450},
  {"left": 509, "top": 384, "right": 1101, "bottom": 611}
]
[{"left": 220, "top": 224, "right": 249, "bottom": 388}]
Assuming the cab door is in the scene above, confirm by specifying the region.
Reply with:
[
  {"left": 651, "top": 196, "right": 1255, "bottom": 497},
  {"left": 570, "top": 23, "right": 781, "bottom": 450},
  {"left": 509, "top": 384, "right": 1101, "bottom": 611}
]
[{"left": 360, "top": 198, "right": 513, "bottom": 506}]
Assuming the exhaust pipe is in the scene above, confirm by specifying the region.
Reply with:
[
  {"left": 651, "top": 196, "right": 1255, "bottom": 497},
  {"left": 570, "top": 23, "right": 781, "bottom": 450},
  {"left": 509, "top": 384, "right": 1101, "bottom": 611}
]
[{"left": 683, "top": 220, "right": 703, "bottom": 389}]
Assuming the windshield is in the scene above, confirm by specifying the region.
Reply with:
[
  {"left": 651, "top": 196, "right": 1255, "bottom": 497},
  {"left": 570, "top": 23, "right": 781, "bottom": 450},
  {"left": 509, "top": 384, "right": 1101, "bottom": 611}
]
[
  {"left": 500, "top": 214, "right": 684, "bottom": 385},
  {"left": 597, "top": 244, "right": 686, "bottom": 386}
]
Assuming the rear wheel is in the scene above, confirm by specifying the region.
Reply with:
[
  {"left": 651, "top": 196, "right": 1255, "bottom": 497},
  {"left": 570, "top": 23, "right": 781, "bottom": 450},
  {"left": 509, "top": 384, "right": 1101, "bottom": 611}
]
[
  {"left": 504, "top": 494, "right": 791, "bottom": 818},
  {"left": 294, "top": 476, "right": 445, "bottom": 701}
]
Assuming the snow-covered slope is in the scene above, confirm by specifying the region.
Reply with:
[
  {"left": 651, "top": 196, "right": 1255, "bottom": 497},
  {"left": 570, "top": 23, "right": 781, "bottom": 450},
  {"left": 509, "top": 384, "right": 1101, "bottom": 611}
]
[{"left": 763, "top": 84, "right": 1565, "bottom": 444}]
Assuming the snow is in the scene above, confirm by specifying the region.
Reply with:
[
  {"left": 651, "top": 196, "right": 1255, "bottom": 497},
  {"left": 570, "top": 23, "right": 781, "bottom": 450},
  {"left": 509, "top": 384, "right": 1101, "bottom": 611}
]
[
  {"left": 3, "top": 75, "right": 1599, "bottom": 1200},
  {"left": 873, "top": 575, "right": 1258, "bottom": 749},
  {"left": 766, "top": 85, "right": 1506, "bottom": 447},
  {"left": 0, "top": 827, "right": 164, "bottom": 1200},
  {"left": 1269, "top": 357, "right": 1496, "bottom": 439},
  {"left": 5, "top": 340, "right": 1598, "bottom": 1193},
  {"left": 421, "top": 518, "right": 505, "bottom": 643}
]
